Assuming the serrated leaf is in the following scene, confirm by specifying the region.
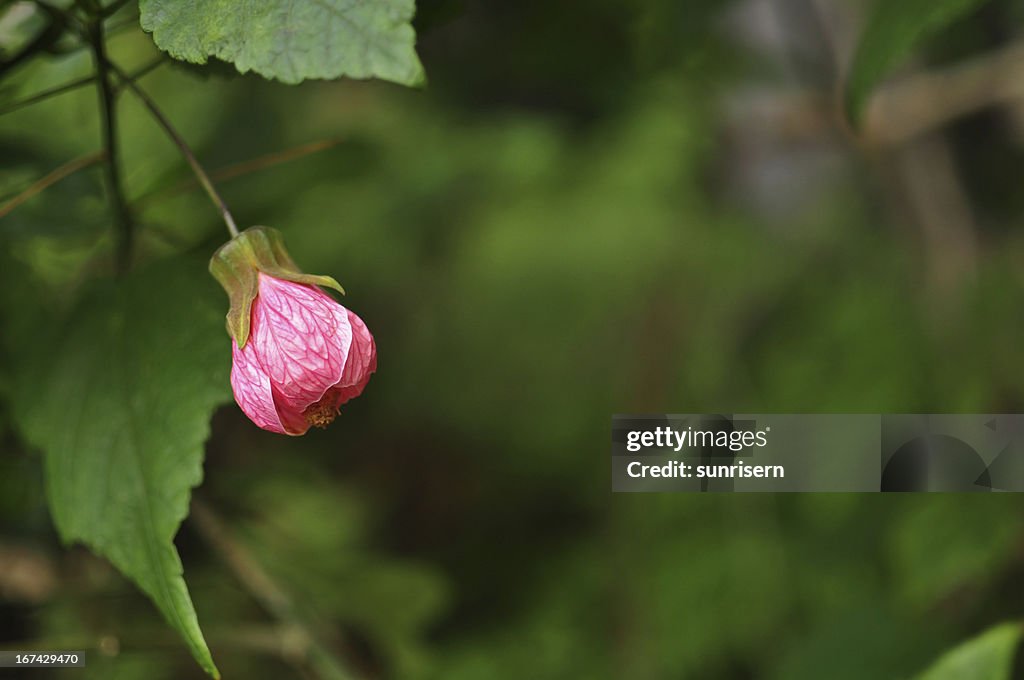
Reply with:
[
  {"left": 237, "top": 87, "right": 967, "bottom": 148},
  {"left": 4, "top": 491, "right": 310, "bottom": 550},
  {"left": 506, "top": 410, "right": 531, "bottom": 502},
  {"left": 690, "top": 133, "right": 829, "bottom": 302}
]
[
  {"left": 845, "top": 0, "right": 993, "bottom": 125},
  {"left": 138, "top": 0, "right": 425, "bottom": 86},
  {"left": 915, "top": 623, "right": 1021, "bottom": 680},
  {"left": 12, "top": 256, "right": 231, "bottom": 678}
]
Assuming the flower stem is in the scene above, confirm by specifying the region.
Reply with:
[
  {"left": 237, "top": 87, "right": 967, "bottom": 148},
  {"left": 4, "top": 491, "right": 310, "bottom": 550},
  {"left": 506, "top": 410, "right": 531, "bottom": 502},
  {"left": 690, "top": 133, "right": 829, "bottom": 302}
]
[{"left": 104, "top": 60, "right": 240, "bottom": 238}]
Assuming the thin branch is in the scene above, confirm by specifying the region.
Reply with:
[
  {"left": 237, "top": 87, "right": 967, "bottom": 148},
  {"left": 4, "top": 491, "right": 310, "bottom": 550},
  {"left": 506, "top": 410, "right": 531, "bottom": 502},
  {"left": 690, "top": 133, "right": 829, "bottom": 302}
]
[
  {"left": 202, "top": 138, "right": 345, "bottom": 187},
  {"left": 0, "top": 56, "right": 164, "bottom": 118},
  {"left": 189, "top": 499, "right": 361, "bottom": 680},
  {"left": 722, "top": 39, "right": 1024, "bottom": 152},
  {"left": 100, "top": 0, "right": 133, "bottom": 18},
  {"left": 0, "top": 150, "right": 105, "bottom": 220},
  {"left": 88, "top": 16, "right": 133, "bottom": 273},
  {"left": 103, "top": 11, "right": 142, "bottom": 37},
  {"left": 886, "top": 136, "right": 978, "bottom": 311},
  {"left": 135, "top": 137, "right": 346, "bottom": 209},
  {"left": 863, "top": 40, "right": 1024, "bottom": 147},
  {"left": 0, "top": 74, "right": 93, "bottom": 117},
  {"left": 104, "top": 59, "right": 240, "bottom": 238},
  {"left": 14, "top": 2, "right": 238, "bottom": 239},
  {"left": 114, "top": 56, "right": 166, "bottom": 91}
]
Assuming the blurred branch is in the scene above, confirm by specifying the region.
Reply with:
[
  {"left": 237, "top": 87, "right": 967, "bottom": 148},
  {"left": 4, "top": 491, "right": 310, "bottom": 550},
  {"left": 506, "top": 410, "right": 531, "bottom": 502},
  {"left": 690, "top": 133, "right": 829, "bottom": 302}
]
[
  {"left": 0, "top": 150, "right": 105, "bottom": 220},
  {"left": 0, "top": 73, "right": 93, "bottom": 116},
  {"left": 114, "top": 56, "right": 165, "bottom": 89},
  {"left": 730, "top": 40, "right": 1024, "bottom": 150},
  {"left": 134, "top": 137, "right": 346, "bottom": 209},
  {"left": 0, "top": 56, "right": 163, "bottom": 221},
  {"left": 863, "top": 41, "right": 1024, "bottom": 147},
  {"left": 88, "top": 12, "right": 133, "bottom": 273},
  {"left": 104, "top": 59, "right": 240, "bottom": 238},
  {"left": 886, "top": 136, "right": 978, "bottom": 306},
  {"left": 104, "top": 12, "right": 141, "bottom": 35},
  {"left": 12, "top": 1, "right": 238, "bottom": 242},
  {"left": 99, "top": 0, "right": 132, "bottom": 18},
  {"left": 0, "top": 56, "right": 164, "bottom": 118},
  {"left": 190, "top": 499, "right": 362, "bottom": 680}
]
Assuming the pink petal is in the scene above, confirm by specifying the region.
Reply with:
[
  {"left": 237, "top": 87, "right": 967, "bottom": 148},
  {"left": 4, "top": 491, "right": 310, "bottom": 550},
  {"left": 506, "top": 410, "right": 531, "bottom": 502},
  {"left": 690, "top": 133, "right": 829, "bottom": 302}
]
[
  {"left": 340, "top": 309, "right": 377, "bottom": 399},
  {"left": 317, "top": 309, "right": 377, "bottom": 413},
  {"left": 250, "top": 274, "right": 353, "bottom": 421},
  {"left": 230, "top": 340, "right": 288, "bottom": 434}
]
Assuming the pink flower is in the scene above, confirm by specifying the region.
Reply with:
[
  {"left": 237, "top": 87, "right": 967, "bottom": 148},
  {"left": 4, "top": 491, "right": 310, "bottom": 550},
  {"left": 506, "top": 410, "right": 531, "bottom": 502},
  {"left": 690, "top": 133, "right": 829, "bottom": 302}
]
[{"left": 229, "top": 273, "right": 377, "bottom": 435}]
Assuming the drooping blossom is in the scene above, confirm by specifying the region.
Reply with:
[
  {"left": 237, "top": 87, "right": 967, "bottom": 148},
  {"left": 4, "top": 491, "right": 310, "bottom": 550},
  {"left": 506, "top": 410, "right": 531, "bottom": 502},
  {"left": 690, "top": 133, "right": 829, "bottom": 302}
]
[{"left": 210, "top": 226, "right": 376, "bottom": 435}]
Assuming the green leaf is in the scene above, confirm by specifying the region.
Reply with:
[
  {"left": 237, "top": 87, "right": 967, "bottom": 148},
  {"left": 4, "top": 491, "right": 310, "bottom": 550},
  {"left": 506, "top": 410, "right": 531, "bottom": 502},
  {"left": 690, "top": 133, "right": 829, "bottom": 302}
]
[
  {"left": 138, "top": 0, "right": 425, "bottom": 86},
  {"left": 845, "top": 0, "right": 993, "bottom": 125},
  {"left": 915, "top": 623, "right": 1021, "bottom": 680},
  {"left": 12, "top": 256, "right": 231, "bottom": 678}
]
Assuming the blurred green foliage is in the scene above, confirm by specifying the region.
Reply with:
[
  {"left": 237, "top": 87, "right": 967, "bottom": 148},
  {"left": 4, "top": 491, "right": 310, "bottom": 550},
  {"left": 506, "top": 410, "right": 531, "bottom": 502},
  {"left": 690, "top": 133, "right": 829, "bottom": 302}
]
[{"left": 2, "top": 0, "right": 1024, "bottom": 678}]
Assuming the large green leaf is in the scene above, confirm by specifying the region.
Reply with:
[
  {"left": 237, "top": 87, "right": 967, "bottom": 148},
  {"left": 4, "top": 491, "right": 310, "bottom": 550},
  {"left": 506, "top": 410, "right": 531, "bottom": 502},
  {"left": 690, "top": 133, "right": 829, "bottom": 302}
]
[
  {"left": 845, "top": 0, "right": 993, "bottom": 124},
  {"left": 139, "top": 0, "right": 425, "bottom": 86},
  {"left": 916, "top": 623, "right": 1021, "bottom": 680},
  {"left": 13, "top": 256, "right": 231, "bottom": 677}
]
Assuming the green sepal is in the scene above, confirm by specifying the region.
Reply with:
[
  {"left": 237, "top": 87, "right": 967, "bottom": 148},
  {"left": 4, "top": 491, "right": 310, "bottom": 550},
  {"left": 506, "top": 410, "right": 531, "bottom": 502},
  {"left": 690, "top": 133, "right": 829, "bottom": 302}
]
[{"left": 208, "top": 226, "right": 345, "bottom": 348}]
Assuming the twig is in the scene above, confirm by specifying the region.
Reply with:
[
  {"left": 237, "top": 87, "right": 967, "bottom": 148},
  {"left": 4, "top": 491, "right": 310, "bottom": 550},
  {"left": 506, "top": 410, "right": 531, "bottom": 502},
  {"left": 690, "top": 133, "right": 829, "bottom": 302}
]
[
  {"left": 135, "top": 137, "right": 345, "bottom": 209},
  {"left": 0, "top": 151, "right": 105, "bottom": 220},
  {"left": 886, "top": 136, "right": 978, "bottom": 309},
  {"left": 863, "top": 41, "right": 1024, "bottom": 147},
  {"left": 0, "top": 56, "right": 164, "bottom": 118},
  {"left": 724, "top": 39, "right": 1024, "bottom": 151},
  {"left": 113, "top": 56, "right": 166, "bottom": 92},
  {"left": 104, "top": 60, "right": 240, "bottom": 238},
  {"left": 100, "top": 0, "right": 133, "bottom": 18},
  {"left": 11, "top": 2, "right": 237, "bottom": 238},
  {"left": 103, "top": 11, "right": 143, "bottom": 38},
  {"left": 189, "top": 499, "right": 361, "bottom": 680},
  {"left": 0, "top": 74, "right": 93, "bottom": 117},
  {"left": 199, "top": 138, "right": 345, "bottom": 187},
  {"left": 88, "top": 15, "right": 133, "bottom": 273}
]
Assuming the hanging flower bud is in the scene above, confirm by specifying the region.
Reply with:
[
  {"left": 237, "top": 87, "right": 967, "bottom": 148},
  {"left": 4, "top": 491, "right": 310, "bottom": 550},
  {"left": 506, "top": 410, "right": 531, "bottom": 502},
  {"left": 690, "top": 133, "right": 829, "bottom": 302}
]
[{"left": 210, "top": 227, "right": 376, "bottom": 435}]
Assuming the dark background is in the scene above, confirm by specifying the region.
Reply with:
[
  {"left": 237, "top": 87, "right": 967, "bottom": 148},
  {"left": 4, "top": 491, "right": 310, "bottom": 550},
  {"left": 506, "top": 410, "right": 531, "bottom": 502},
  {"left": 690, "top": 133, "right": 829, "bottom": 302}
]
[{"left": 3, "top": 0, "right": 1024, "bottom": 677}]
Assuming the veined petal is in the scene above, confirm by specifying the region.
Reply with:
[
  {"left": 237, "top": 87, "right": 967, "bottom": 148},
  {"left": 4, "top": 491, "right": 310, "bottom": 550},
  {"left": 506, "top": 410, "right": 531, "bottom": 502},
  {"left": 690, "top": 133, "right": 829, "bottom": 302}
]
[
  {"left": 251, "top": 274, "right": 353, "bottom": 414},
  {"left": 339, "top": 309, "right": 377, "bottom": 399},
  {"left": 230, "top": 340, "right": 287, "bottom": 434},
  {"left": 319, "top": 309, "right": 378, "bottom": 413},
  {"left": 271, "top": 386, "right": 312, "bottom": 436}
]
